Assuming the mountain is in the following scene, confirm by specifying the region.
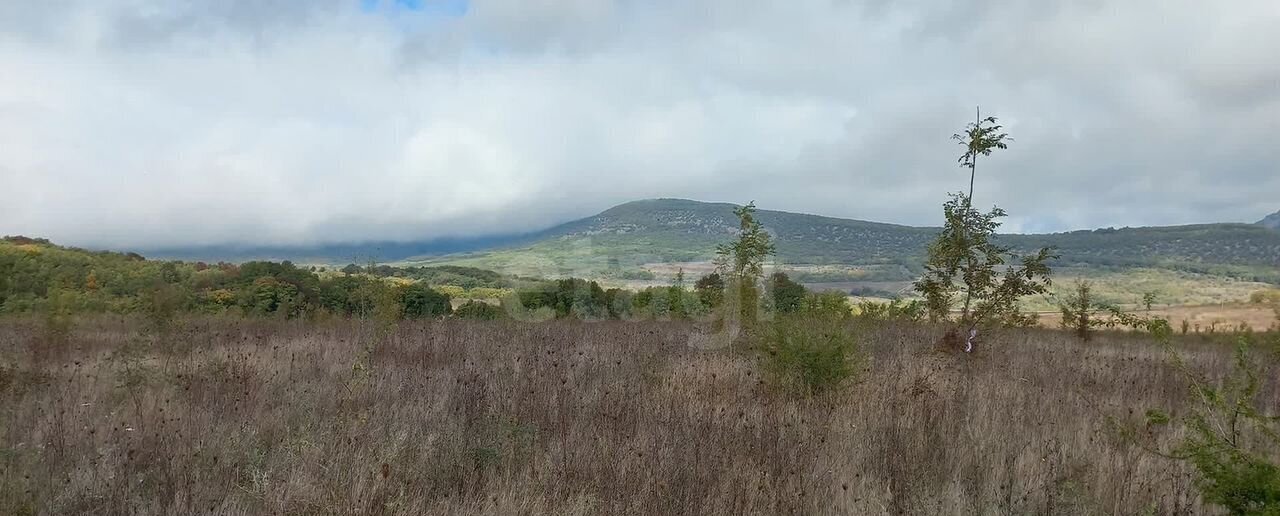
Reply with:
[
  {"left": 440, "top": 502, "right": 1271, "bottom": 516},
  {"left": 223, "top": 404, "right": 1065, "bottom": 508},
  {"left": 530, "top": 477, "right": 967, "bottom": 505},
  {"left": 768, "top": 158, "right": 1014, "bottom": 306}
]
[
  {"left": 410, "top": 199, "right": 1280, "bottom": 283},
  {"left": 1259, "top": 210, "right": 1280, "bottom": 230}
]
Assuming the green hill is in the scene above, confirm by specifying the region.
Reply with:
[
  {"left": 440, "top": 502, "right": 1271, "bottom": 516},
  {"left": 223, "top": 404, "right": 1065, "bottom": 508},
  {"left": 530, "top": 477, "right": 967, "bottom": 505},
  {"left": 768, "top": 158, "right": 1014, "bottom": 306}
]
[{"left": 409, "top": 199, "right": 1280, "bottom": 284}]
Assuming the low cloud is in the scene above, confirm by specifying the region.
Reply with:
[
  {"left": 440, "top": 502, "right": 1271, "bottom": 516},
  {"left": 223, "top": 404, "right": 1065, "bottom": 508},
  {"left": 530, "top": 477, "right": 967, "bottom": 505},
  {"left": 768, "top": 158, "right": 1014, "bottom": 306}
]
[{"left": 1, "top": 0, "right": 1277, "bottom": 249}]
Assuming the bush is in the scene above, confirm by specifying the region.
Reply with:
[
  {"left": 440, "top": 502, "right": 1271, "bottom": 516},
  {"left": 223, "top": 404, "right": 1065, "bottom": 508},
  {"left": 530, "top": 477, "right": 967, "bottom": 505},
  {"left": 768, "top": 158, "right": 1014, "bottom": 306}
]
[
  {"left": 769, "top": 272, "right": 807, "bottom": 314},
  {"left": 694, "top": 273, "right": 725, "bottom": 308},
  {"left": 400, "top": 284, "right": 451, "bottom": 319},
  {"left": 454, "top": 300, "right": 505, "bottom": 320},
  {"left": 1249, "top": 289, "right": 1280, "bottom": 306},
  {"left": 757, "top": 315, "right": 861, "bottom": 395},
  {"left": 1058, "top": 279, "right": 1097, "bottom": 341},
  {"left": 853, "top": 299, "right": 924, "bottom": 322},
  {"left": 802, "top": 291, "right": 851, "bottom": 318},
  {"left": 1118, "top": 335, "right": 1280, "bottom": 515},
  {"left": 1174, "top": 341, "right": 1280, "bottom": 514}
]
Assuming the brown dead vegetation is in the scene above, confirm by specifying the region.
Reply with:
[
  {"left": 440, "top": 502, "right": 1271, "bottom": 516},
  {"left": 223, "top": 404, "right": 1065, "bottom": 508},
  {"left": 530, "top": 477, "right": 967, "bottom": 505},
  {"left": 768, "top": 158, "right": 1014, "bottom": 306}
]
[{"left": 0, "top": 317, "right": 1274, "bottom": 514}]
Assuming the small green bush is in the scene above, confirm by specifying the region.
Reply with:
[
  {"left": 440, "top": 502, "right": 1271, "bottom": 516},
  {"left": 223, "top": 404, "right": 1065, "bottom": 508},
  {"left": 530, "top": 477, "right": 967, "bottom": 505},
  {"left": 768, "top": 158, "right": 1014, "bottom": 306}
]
[
  {"left": 757, "top": 315, "right": 861, "bottom": 395},
  {"left": 1124, "top": 336, "right": 1280, "bottom": 515},
  {"left": 454, "top": 300, "right": 505, "bottom": 320},
  {"left": 1175, "top": 342, "right": 1280, "bottom": 515},
  {"left": 802, "top": 291, "right": 852, "bottom": 319}
]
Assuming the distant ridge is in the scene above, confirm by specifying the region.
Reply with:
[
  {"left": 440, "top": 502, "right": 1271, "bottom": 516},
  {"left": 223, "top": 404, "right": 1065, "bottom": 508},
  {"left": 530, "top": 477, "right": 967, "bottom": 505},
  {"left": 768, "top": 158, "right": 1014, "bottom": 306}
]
[
  {"left": 137, "top": 199, "right": 1280, "bottom": 285},
  {"left": 408, "top": 198, "right": 1280, "bottom": 283},
  {"left": 1259, "top": 210, "right": 1280, "bottom": 230}
]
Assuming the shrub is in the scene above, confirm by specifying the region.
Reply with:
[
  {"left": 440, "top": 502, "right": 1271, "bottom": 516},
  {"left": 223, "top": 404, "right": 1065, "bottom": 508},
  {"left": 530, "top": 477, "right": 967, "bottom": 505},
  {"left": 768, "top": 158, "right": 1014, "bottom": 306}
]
[
  {"left": 1173, "top": 341, "right": 1280, "bottom": 514},
  {"left": 400, "top": 284, "right": 451, "bottom": 319},
  {"left": 1118, "top": 335, "right": 1280, "bottom": 515},
  {"left": 854, "top": 299, "right": 924, "bottom": 322},
  {"left": 803, "top": 291, "right": 852, "bottom": 318},
  {"left": 1058, "top": 279, "right": 1097, "bottom": 341},
  {"left": 694, "top": 273, "right": 725, "bottom": 308},
  {"left": 454, "top": 300, "right": 505, "bottom": 320},
  {"left": 757, "top": 315, "right": 861, "bottom": 395},
  {"left": 769, "top": 272, "right": 807, "bottom": 314},
  {"left": 1249, "top": 289, "right": 1280, "bottom": 306}
]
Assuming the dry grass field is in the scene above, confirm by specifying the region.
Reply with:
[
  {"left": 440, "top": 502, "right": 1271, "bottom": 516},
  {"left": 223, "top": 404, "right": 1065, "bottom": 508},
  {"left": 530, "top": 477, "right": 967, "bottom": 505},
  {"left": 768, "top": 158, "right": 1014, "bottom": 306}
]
[
  {"left": 1, "top": 317, "right": 1277, "bottom": 515},
  {"left": 1036, "top": 303, "right": 1279, "bottom": 334}
]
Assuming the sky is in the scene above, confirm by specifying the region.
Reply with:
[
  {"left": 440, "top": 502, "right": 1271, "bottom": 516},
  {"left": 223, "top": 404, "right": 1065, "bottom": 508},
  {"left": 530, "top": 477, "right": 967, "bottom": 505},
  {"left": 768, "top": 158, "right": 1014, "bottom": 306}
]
[{"left": 1, "top": 0, "right": 1278, "bottom": 249}]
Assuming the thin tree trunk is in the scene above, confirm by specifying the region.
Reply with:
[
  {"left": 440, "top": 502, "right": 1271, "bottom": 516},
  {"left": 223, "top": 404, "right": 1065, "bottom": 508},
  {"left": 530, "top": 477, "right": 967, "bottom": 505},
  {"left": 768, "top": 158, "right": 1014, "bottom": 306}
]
[
  {"left": 961, "top": 106, "right": 980, "bottom": 323},
  {"left": 967, "top": 106, "right": 979, "bottom": 202}
]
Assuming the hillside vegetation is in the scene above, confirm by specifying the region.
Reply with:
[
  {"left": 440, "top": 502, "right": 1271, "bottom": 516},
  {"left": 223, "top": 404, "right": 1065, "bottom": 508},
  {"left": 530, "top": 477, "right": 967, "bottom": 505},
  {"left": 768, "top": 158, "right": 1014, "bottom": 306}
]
[
  {"left": 0, "top": 236, "right": 519, "bottom": 317},
  {"left": 412, "top": 199, "right": 1280, "bottom": 283}
]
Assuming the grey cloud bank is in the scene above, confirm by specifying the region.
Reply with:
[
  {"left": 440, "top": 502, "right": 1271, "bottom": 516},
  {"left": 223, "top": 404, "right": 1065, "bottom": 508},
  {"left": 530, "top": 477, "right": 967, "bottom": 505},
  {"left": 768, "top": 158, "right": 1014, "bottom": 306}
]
[{"left": 1, "top": 0, "right": 1277, "bottom": 249}]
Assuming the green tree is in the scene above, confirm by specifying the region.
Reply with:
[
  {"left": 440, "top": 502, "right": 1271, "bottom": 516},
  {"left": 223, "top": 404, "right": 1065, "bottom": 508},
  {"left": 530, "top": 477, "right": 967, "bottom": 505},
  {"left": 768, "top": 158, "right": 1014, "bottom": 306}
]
[
  {"left": 605, "top": 288, "right": 632, "bottom": 319},
  {"left": 242, "top": 277, "right": 299, "bottom": 316},
  {"left": 1059, "top": 279, "right": 1098, "bottom": 342},
  {"left": 769, "top": 272, "right": 806, "bottom": 314},
  {"left": 916, "top": 113, "right": 1053, "bottom": 341},
  {"left": 914, "top": 193, "right": 1055, "bottom": 334},
  {"left": 715, "top": 201, "right": 775, "bottom": 330},
  {"left": 1142, "top": 291, "right": 1158, "bottom": 312},
  {"left": 953, "top": 107, "right": 1010, "bottom": 203},
  {"left": 667, "top": 268, "right": 687, "bottom": 319},
  {"left": 694, "top": 273, "right": 725, "bottom": 308},
  {"left": 400, "top": 283, "right": 451, "bottom": 319}
]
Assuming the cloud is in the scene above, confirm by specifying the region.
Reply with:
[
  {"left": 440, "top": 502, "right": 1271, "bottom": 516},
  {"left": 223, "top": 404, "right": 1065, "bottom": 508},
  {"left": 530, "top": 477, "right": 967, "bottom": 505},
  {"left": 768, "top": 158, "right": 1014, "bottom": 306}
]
[{"left": 1, "top": 0, "right": 1277, "bottom": 249}]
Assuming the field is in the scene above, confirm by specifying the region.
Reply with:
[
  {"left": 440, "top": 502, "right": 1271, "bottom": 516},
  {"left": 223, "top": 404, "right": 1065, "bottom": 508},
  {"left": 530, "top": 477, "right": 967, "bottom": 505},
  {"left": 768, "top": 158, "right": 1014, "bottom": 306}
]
[
  {"left": 1024, "top": 267, "right": 1274, "bottom": 312},
  {"left": 1036, "top": 303, "right": 1279, "bottom": 333},
  {"left": 2, "top": 318, "right": 1277, "bottom": 515}
]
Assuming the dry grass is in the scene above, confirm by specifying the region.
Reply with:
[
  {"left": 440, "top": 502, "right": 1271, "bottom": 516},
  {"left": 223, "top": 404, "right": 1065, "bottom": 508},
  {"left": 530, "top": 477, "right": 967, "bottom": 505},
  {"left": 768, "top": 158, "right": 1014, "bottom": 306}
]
[
  {"left": 1036, "top": 303, "right": 1279, "bottom": 333},
  {"left": 0, "top": 317, "right": 1276, "bottom": 515}
]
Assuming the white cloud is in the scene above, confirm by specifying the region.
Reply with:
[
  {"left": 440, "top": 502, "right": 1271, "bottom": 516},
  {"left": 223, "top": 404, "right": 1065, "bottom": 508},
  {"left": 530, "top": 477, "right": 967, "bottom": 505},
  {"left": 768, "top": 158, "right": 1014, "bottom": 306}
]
[{"left": 1, "top": 0, "right": 1277, "bottom": 249}]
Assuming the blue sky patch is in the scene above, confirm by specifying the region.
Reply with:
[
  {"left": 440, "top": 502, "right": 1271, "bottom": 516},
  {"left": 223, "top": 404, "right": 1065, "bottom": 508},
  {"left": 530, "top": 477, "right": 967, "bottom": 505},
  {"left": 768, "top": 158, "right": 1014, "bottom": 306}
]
[{"left": 360, "top": 0, "right": 468, "bottom": 17}]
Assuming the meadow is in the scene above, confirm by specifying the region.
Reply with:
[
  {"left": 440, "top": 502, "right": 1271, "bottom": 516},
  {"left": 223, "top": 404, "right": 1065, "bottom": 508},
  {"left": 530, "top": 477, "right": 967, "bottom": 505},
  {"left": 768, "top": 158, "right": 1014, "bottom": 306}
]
[{"left": 3, "top": 317, "right": 1275, "bottom": 515}]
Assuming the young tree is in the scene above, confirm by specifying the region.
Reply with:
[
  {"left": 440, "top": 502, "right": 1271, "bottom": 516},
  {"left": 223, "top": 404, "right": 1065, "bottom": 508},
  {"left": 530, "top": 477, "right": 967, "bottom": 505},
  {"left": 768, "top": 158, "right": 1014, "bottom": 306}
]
[
  {"left": 715, "top": 201, "right": 775, "bottom": 331},
  {"left": 915, "top": 112, "right": 1053, "bottom": 345},
  {"left": 953, "top": 107, "right": 1011, "bottom": 204},
  {"left": 667, "top": 268, "right": 687, "bottom": 318},
  {"left": 1059, "top": 279, "right": 1098, "bottom": 341},
  {"left": 1142, "top": 291, "right": 1158, "bottom": 313},
  {"left": 914, "top": 194, "right": 1056, "bottom": 338}
]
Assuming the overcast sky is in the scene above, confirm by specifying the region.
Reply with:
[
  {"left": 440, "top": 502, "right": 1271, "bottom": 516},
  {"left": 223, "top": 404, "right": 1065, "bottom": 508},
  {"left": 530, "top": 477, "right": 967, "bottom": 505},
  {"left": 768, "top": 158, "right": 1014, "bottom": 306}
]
[{"left": 2, "top": 0, "right": 1278, "bottom": 249}]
